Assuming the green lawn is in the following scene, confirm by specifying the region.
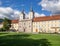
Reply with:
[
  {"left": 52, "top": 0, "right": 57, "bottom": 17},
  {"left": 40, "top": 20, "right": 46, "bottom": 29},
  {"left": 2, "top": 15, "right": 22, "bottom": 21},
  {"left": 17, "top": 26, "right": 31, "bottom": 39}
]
[{"left": 0, "top": 32, "right": 60, "bottom": 46}]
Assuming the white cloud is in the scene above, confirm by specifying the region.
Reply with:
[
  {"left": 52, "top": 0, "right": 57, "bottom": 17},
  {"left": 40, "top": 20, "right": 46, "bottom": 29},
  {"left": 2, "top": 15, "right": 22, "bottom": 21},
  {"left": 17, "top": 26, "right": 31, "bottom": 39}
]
[
  {"left": 35, "top": 12, "right": 45, "bottom": 17},
  {"left": 0, "top": 7, "right": 45, "bottom": 19},
  {"left": 0, "top": 7, "right": 20, "bottom": 19},
  {"left": 0, "top": 7, "right": 13, "bottom": 15},
  {"left": 0, "top": 14, "right": 5, "bottom": 18},
  {"left": 13, "top": 10, "right": 20, "bottom": 19},
  {"left": 38, "top": 0, "right": 60, "bottom": 14}
]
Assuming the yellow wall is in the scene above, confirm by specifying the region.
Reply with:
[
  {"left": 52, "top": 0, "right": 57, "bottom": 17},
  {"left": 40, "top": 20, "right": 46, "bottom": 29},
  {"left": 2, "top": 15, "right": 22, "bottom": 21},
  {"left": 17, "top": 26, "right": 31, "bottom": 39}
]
[
  {"left": 11, "top": 23, "right": 18, "bottom": 31},
  {"left": 33, "top": 20, "right": 60, "bottom": 33},
  {"left": 0, "top": 24, "right": 3, "bottom": 28}
]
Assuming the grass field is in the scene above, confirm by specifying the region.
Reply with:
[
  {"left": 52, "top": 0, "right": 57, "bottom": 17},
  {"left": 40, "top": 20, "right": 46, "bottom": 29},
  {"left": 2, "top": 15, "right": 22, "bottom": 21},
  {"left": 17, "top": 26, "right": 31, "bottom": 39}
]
[{"left": 0, "top": 32, "right": 60, "bottom": 46}]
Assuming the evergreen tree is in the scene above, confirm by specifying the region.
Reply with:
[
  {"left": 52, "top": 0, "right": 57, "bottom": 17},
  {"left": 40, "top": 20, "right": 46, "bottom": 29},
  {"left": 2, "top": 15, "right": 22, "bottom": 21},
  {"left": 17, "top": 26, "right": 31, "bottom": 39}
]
[{"left": 3, "top": 18, "right": 11, "bottom": 31}]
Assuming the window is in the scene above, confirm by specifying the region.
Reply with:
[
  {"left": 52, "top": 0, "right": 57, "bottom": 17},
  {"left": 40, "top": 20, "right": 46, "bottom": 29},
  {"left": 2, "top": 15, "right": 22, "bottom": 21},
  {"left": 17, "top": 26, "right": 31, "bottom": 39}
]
[
  {"left": 24, "top": 23, "right": 25, "bottom": 25},
  {"left": 33, "top": 25, "right": 35, "bottom": 27},
  {"left": 19, "top": 26, "right": 21, "bottom": 28},
  {"left": 29, "top": 25, "right": 31, "bottom": 27}
]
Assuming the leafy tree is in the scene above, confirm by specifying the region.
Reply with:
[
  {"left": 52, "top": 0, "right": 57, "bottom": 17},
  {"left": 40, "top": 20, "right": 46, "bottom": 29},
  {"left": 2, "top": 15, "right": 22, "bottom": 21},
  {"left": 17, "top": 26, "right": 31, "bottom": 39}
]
[{"left": 3, "top": 18, "right": 11, "bottom": 31}]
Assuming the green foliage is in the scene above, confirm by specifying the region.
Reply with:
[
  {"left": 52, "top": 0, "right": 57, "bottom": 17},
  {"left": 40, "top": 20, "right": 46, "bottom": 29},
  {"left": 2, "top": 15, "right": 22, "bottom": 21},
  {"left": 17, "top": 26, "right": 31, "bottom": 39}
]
[
  {"left": 0, "top": 28, "right": 3, "bottom": 31},
  {"left": 3, "top": 18, "right": 11, "bottom": 31},
  {"left": 0, "top": 28, "right": 7, "bottom": 31}
]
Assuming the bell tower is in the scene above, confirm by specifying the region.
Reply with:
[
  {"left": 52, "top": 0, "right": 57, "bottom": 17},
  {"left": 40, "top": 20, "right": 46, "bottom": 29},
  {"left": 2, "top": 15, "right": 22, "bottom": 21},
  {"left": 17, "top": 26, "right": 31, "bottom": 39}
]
[
  {"left": 19, "top": 9, "right": 25, "bottom": 20},
  {"left": 29, "top": 6, "right": 34, "bottom": 19}
]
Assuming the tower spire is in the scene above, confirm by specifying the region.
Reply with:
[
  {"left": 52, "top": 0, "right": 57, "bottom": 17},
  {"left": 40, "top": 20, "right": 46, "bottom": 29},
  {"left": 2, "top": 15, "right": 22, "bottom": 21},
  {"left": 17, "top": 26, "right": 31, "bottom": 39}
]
[
  {"left": 30, "top": 3, "right": 33, "bottom": 12},
  {"left": 21, "top": 4, "right": 24, "bottom": 13},
  {"left": 29, "top": 3, "right": 35, "bottom": 19},
  {"left": 22, "top": 8, "right": 24, "bottom": 13}
]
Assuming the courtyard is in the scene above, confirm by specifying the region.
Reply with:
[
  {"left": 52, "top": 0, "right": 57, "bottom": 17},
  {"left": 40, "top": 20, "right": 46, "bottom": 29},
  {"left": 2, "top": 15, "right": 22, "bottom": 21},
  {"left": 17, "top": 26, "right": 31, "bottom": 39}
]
[{"left": 0, "top": 32, "right": 60, "bottom": 46}]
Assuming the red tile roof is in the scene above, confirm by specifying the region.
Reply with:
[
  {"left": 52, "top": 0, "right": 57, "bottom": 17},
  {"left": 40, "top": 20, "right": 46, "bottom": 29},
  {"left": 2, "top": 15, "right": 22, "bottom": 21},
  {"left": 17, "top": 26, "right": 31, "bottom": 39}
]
[
  {"left": 11, "top": 20, "right": 18, "bottom": 23},
  {"left": 33, "top": 15, "right": 60, "bottom": 22}
]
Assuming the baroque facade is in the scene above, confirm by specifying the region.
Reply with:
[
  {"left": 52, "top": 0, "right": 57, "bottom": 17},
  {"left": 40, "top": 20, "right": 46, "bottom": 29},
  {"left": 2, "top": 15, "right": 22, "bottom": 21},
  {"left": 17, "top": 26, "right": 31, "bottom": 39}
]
[
  {"left": 19, "top": 8, "right": 60, "bottom": 33},
  {"left": 19, "top": 8, "right": 34, "bottom": 33}
]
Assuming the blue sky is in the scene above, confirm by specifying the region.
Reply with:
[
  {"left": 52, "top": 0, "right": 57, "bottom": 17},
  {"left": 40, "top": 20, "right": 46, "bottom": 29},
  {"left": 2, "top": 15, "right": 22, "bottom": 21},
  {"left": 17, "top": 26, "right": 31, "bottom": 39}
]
[
  {"left": 0, "top": 0, "right": 51, "bottom": 16},
  {"left": 0, "top": 0, "right": 60, "bottom": 19}
]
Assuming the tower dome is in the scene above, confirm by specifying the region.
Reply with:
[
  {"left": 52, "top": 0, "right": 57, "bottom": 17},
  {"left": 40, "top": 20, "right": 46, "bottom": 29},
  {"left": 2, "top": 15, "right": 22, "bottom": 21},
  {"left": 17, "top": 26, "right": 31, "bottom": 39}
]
[
  {"left": 29, "top": 6, "right": 34, "bottom": 19},
  {"left": 19, "top": 9, "right": 25, "bottom": 20}
]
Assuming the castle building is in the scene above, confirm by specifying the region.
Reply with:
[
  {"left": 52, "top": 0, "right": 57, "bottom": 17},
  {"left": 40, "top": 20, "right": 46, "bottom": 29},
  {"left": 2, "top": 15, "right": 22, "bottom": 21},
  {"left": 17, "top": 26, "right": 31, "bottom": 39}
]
[{"left": 19, "top": 8, "right": 60, "bottom": 33}]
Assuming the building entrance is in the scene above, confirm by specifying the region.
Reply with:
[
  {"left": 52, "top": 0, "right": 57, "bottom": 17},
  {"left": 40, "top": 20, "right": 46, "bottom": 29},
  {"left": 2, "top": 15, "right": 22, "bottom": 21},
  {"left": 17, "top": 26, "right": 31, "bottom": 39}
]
[
  {"left": 24, "top": 29, "right": 25, "bottom": 32},
  {"left": 36, "top": 29, "right": 38, "bottom": 32}
]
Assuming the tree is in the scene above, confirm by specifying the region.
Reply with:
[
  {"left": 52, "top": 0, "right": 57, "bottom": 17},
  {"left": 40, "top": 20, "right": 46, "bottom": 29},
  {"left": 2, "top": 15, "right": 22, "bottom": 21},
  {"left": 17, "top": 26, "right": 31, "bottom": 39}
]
[{"left": 3, "top": 18, "right": 11, "bottom": 31}]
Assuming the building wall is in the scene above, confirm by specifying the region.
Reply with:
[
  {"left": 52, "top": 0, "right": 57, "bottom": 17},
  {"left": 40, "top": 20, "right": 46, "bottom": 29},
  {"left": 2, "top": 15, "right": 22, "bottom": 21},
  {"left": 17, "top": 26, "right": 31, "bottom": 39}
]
[
  {"left": 0, "top": 24, "right": 3, "bottom": 28},
  {"left": 19, "top": 19, "right": 33, "bottom": 33},
  {"left": 11, "top": 23, "right": 18, "bottom": 31},
  {"left": 33, "top": 20, "right": 60, "bottom": 33}
]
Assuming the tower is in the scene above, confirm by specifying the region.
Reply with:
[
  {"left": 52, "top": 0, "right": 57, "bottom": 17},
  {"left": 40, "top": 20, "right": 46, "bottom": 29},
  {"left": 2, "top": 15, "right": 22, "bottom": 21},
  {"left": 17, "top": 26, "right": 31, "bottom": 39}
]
[
  {"left": 19, "top": 9, "right": 25, "bottom": 32},
  {"left": 29, "top": 6, "right": 34, "bottom": 19},
  {"left": 19, "top": 9, "right": 25, "bottom": 20}
]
